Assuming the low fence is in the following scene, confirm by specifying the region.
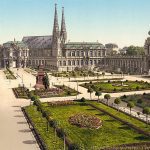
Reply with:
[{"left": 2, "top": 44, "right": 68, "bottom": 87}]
[{"left": 21, "top": 107, "right": 48, "bottom": 150}]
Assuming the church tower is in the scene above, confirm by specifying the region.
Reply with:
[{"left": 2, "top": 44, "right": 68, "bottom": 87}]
[
  {"left": 52, "top": 4, "right": 61, "bottom": 57},
  {"left": 60, "top": 7, "right": 67, "bottom": 46}
]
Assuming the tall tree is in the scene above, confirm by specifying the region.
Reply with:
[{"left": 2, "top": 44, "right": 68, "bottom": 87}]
[
  {"left": 104, "top": 94, "right": 111, "bottom": 105},
  {"left": 87, "top": 88, "right": 94, "bottom": 100},
  {"left": 95, "top": 91, "right": 102, "bottom": 102},
  {"left": 43, "top": 73, "right": 50, "bottom": 90},
  {"left": 126, "top": 46, "right": 144, "bottom": 56},
  {"left": 143, "top": 107, "right": 150, "bottom": 124},
  {"left": 127, "top": 101, "right": 135, "bottom": 115},
  {"left": 114, "top": 98, "right": 121, "bottom": 111}
]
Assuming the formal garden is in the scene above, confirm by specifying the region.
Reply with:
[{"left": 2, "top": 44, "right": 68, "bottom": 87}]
[
  {"left": 13, "top": 85, "right": 78, "bottom": 99},
  {"left": 24, "top": 97, "right": 150, "bottom": 150},
  {"left": 81, "top": 80, "right": 150, "bottom": 93},
  {"left": 3, "top": 68, "right": 16, "bottom": 79},
  {"left": 120, "top": 93, "right": 150, "bottom": 108},
  {"left": 52, "top": 70, "right": 99, "bottom": 78},
  {"left": 30, "top": 85, "right": 79, "bottom": 98}
]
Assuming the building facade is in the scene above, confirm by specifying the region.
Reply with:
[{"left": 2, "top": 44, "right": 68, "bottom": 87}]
[
  {"left": 0, "top": 40, "right": 29, "bottom": 68},
  {"left": 24, "top": 4, "right": 106, "bottom": 71}
]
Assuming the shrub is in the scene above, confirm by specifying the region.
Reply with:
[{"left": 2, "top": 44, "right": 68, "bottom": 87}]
[
  {"left": 67, "top": 91, "right": 71, "bottom": 95},
  {"left": 108, "top": 80, "right": 110, "bottom": 83},
  {"left": 69, "top": 143, "right": 81, "bottom": 150},
  {"left": 57, "top": 128, "right": 66, "bottom": 138},
  {"left": 80, "top": 97, "right": 86, "bottom": 102},
  {"left": 99, "top": 87, "right": 103, "bottom": 91},
  {"left": 137, "top": 99, "right": 143, "bottom": 104},
  {"left": 89, "top": 81, "right": 92, "bottom": 84},
  {"left": 113, "top": 88, "right": 117, "bottom": 91},
  {"left": 136, "top": 86, "right": 140, "bottom": 90},
  {"left": 123, "top": 95, "right": 127, "bottom": 98},
  {"left": 143, "top": 92, "right": 146, "bottom": 95}
]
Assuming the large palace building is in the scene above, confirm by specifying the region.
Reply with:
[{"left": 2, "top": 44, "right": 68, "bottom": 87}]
[{"left": 0, "top": 4, "right": 150, "bottom": 74}]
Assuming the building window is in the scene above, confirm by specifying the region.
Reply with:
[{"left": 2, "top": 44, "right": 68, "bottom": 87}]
[
  {"left": 63, "top": 61, "right": 66, "bottom": 66},
  {"left": 81, "top": 60, "right": 84, "bottom": 65},
  {"left": 90, "top": 60, "right": 93, "bottom": 65},
  {"left": 68, "top": 51, "right": 71, "bottom": 57},
  {"left": 94, "top": 60, "right": 97, "bottom": 65},
  {"left": 68, "top": 60, "right": 71, "bottom": 66},
  {"left": 81, "top": 51, "right": 84, "bottom": 57},
  {"left": 72, "top": 51, "right": 75, "bottom": 56},
  {"left": 72, "top": 60, "right": 75, "bottom": 65},
  {"left": 98, "top": 51, "right": 101, "bottom": 56},
  {"left": 77, "top": 51, "right": 80, "bottom": 57},
  {"left": 94, "top": 51, "right": 97, "bottom": 57},
  {"left": 59, "top": 61, "right": 62, "bottom": 66},
  {"left": 90, "top": 51, "right": 93, "bottom": 57},
  {"left": 77, "top": 60, "right": 80, "bottom": 66}
]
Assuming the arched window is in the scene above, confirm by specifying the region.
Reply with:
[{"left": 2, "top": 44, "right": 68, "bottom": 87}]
[
  {"left": 72, "top": 51, "right": 75, "bottom": 56},
  {"left": 59, "top": 61, "right": 62, "bottom": 66},
  {"left": 63, "top": 61, "right": 66, "bottom": 66},
  {"left": 90, "top": 60, "right": 93, "bottom": 65},
  {"left": 77, "top": 51, "right": 80, "bottom": 57},
  {"left": 81, "top": 51, "right": 84, "bottom": 57},
  {"left": 72, "top": 60, "right": 75, "bottom": 66},
  {"left": 68, "top": 60, "right": 71, "bottom": 66},
  {"left": 81, "top": 60, "right": 84, "bottom": 65},
  {"left": 90, "top": 51, "right": 93, "bottom": 57},
  {"left": 77, "top": 60, "right": 80, "bottom": 66}
]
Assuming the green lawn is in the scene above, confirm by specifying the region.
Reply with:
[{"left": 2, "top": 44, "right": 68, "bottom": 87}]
[
  {"left": 120, "top": 94, "right": 150, "bottom": 108},
  {"left": 40, "top": 103, "right": 150, "bottom": 149},
  {"left": 87, "top": 101, "right": 150, "bottom": 132},
  {"left": 25, "top": 106, "right": 64, "bottom": 150},
  {"left": 81, "top": 80, "right": 150, "bottom": 93}
]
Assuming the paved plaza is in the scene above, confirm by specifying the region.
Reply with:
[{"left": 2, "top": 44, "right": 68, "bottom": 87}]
[
  {"left": 0, "top": 69, "right": 39, "bottom": 150},
  {"left": 0, "top": 68, "right": 149, "bottom": 149}
]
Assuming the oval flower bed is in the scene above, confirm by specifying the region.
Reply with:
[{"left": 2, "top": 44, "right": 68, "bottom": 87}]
[{"left": 69, "top": 113, "right": 102, "bottom": 129}]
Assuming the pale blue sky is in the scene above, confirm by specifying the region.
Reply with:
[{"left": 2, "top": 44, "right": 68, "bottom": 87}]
[{"left": 0, "top": 0, "right": 150, "bottom": 47}]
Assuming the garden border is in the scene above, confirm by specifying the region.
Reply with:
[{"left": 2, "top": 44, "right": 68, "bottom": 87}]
[{"left": 21, "top": 107, "right": 47, "bottom": 150}]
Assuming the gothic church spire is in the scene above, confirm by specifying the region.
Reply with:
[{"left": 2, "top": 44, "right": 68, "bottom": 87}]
[{"left": 60, "top": 7, "right": 67, "bottom": 44}]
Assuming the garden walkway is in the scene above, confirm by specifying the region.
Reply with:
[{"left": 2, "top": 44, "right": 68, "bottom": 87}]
[{"left": 0, "top": 69, "right": 39, "bottom": 150}]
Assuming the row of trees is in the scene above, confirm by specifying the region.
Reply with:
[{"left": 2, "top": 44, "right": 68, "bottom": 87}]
[{"left": 86, "top": 89, "right": 150, "bottom": 123}]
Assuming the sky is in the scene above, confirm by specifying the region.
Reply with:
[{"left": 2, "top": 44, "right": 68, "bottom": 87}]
[{"left": 0, "top": 0, "right": 150, "bottom": 48}]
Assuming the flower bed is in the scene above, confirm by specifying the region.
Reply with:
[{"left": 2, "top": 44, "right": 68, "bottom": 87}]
[
  {"left": 4, "top": 68, "right": 16, "bottom": 79},
  {"left": 47, "top": 101, "right": 75, "bottom": 106},
  {"left": 31, "top": 85, "right": 78, "bottom": 98},
  {"left": 12, "top": 87, "right": 29, "bottom": 99},
  {"left": 69, "top": 113, "right": 102, "bottom": 129}
]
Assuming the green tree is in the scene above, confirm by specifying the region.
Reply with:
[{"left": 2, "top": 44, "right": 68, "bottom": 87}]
[
  {"left": 87, "top": 88, "right": 94, "bottom": 100},
  {"left": 127, "top": 101, "right": 135, "bottom": 115},
  {"left": 114, "top": 98, "right": 121, "bottom": 111},
  {"left": 126, "top": 46, "right": 144, "bottom": 56},
  {"left": 102, "top": 72, "right": 105, "bottom": 78},
  {"left": 95, "top": 91, "right": 102, "bottom": 102},
  {"left": 43, "top": 73, "right": 50, "bottom": 90},
  {"left": 104, "top": 94, "right": 111, "bottom": 105},
  {"left": 143, "top": 107, "right": 150, "bottom": 124}
]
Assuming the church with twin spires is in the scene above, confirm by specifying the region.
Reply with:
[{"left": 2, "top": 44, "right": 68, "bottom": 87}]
[{"left": 23, "top": 4, "right": 106, "bottom": 71}]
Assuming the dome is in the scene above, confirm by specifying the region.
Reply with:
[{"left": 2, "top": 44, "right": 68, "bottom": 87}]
[{"left": 148, "top": 31, "right": 150, "bottom": 36}]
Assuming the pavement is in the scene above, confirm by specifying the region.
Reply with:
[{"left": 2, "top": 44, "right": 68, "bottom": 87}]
[{"left": 0, "top": 69, "right": 39, "bottom": 150}]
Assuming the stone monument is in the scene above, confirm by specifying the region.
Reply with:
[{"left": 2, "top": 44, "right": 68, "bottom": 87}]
[{"left": 35, "top": 65, "right": 45, "bottom": 89}]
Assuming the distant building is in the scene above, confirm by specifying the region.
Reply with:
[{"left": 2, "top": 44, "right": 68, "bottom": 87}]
[
  {"left": 0, "top": 40, "right": 29, "bottom": 68},
  {"left": 24, "top": 5, "right": 106, "bottom": 71},
  {"left": 105, "top": 43, "right": 119, "bottom": 55}
]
